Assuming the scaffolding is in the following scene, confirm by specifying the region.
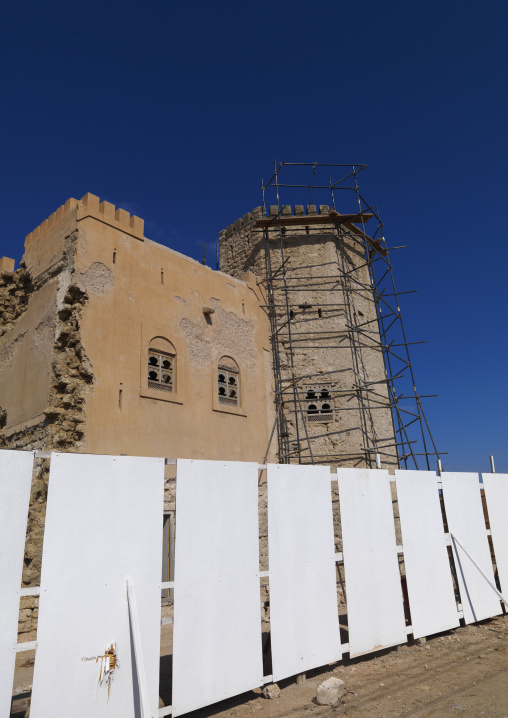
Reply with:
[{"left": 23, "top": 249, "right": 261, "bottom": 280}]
[{"left": 222, "top": 162, "right": 443, "bottom": 470}]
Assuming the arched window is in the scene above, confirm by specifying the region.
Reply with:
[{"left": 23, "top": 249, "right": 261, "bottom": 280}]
[
  {"left": 218, "top": 356, "right": 240, "bottom": 407},
  {"left": 148, "top": 337, "right": 176, "bottom": 393}
]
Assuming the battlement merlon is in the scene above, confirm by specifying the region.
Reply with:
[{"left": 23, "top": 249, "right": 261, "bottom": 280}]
[
  {"left": 23, "top": 194, "right": 145, "bottom": 278},
  {"left": 219, "top": 205, "right": 385, "bottom": 263}
]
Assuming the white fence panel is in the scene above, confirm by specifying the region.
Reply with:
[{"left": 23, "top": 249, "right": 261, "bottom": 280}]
[
  {"left": 30, "top": 453, "right": 164, "bottom": 718},
  {"left": 338, "top": 468, "right": 407, "bottom": 657},
  {"left": 441, "top": 472, "right": 501, "bottom": 624},
  {"left": 172, "top": 460, "right": 264, "bottom": 717},
  {"left": 0, "top": 450, "right": 33, "bottom": 718},
  {"left": 395, "top": 470, "right": 459, "bottom": 638},
  {"left": 267, "top": 464, "right": 342, "bottom": 681},
  {"left": 481, "top": 473, "right": 508, "bottom": 596}
]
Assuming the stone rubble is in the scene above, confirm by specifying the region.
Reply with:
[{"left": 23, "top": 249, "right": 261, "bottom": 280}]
[
  {"left": 262, "top": 683, "right": 280, "bottom": 699},
  {"left": 316, "top": 677, "right": 345, "bottom": 706}
]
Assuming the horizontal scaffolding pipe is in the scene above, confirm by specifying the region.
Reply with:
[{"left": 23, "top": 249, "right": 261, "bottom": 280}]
[{"left": 261, "top": 303, "right": 347, "bottom": 308}]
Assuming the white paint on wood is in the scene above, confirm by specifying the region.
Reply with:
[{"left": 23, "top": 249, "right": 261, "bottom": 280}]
[
  {"left": 441, "top": 472, "right": 501, "bottom": 623},
  {"left": 267, "top": 464, "right": 342, "bottom": 681},
  {"left": 395, "top": 470, "right": 459, "bottom": 638},
  {"left": 0, "top": 450, "right": 34, "bottom": 718},
  {"left": 450, "top": 533, "right": 508, "bottom": 608},
  {"left": 337, "top": 468, "right": 407, "bottom": 657},
  {"left": 126, "top": 579, "right": 151, "bottom": 718},
  {"left": 482, "top": 473, "right": 508, "bottom": 596},
  {"left": 172, "top": 460, "right": 264, "bottom": 717},
  {"left": 16, "top": 641, "right": 37, "bottom": 653},
  {"left": 19, "top": 587, "right": 40, "bottom": 596},
  {"left": 30, "top": 453, "right": 164, "bottom": 718}
]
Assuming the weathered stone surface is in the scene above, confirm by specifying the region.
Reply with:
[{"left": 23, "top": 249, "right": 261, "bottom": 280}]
[
  {"left": 218, "top": 215, "right": 397, "bottom": 473},
  {"left": 316, "top": 677, "right": 345, "bottom": 706},
  {"left": 262, "top": 683, "right": 281, "bottom": 699}
]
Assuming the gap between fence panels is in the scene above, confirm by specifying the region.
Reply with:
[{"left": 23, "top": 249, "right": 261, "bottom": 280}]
[{"left": 127, "top": 577, "right": 152, "bottom": 718}]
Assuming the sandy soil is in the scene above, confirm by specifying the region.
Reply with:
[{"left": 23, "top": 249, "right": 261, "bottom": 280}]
[{"left": 11, "top": 614, "right": 508, "bottom": 717}]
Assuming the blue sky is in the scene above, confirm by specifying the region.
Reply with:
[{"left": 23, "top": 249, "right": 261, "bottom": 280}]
[{"left": 1, "top": 1, "right": 507, "bottom": 472}]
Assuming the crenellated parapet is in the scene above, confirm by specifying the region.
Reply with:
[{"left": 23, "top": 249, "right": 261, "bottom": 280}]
[
  {"left": 220, "top": 205, "right": 336, "bottom": 238},
  {"left": 77, "top": 193, "right": 144, "bottom": 241},
  {"left": 23, "top": 194, "right": 145, "bottom": 279},
  {"left": 25, "top": 193, "right": 144, "bottom": 248},
  {"left": 25, "top": 197, "right": 79, "bottom": 247}
]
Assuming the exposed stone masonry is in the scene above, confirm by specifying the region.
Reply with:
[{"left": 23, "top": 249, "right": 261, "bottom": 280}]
[
  {"left": 0, "top": 266, "right": 34, "bottom": 338},
  {"left": 1, "top": 223, "right": 96, "bottom": 644},
  {"left": 219, "top": 205, "right": 398, "bottom": 472}
]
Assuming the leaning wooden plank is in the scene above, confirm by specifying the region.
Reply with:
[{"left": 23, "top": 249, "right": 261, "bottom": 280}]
[
  {"left": 30, "top": 453, "right": 164, "bottom": 718},
  {"left": 395, "top": 470, "right": 459, "bottom": 638},
  {"left": 480, "top": 473, "right": 508, "bottom": 597},
  {"left": 172, "top": 459, "right": 263, "bottom": 717},
  {"left": 441, "top": 472, "right": 502, "bottom": 624},
  {"left": 337, "top": 468, "right": 407, "bottom": 657},
  {"left": 267, "top": 463, "right": 342, "bottom": 681},
  {"left": 0, "top": 450, "right": 34, "bottom": 718}
]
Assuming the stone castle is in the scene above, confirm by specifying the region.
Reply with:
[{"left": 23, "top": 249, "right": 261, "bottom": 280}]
[{"left": 0, "top": 192, "right": 398, "bottom": 639}]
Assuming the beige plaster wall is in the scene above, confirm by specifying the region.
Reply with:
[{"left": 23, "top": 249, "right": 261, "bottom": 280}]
[
  {"left": 74, "top": 210, "right": 275, "bottom": 465},
  {"left": 23, "top": 199, "right": 78, "bottom": 279}
]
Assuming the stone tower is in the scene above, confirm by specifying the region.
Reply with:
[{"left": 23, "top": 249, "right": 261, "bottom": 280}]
[{"left": 219, "top": 203, "right": 398, "bottom": 470}]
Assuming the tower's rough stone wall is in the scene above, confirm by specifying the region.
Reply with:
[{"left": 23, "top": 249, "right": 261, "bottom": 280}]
[
  {"left": 219, "top": 205, "right": 401, "bottom": 571},
  {"left": 219, "top": 205, "right": 398, "bottom": 472}
]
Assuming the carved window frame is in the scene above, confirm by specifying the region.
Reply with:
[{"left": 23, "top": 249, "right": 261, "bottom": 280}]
[
  {"left": 212, "top": 356, "right": 246, "bottom": 417},
  {"left": 140, "top": 325, "right": 184, "bottom": 405},
  {"left": 303, "top": 384, "right": 335, "bottom": 423}
]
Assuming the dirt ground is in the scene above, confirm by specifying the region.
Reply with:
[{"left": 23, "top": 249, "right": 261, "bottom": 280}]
[{"left": 11, "top": 614, "right": 508, "bottom": 717}]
